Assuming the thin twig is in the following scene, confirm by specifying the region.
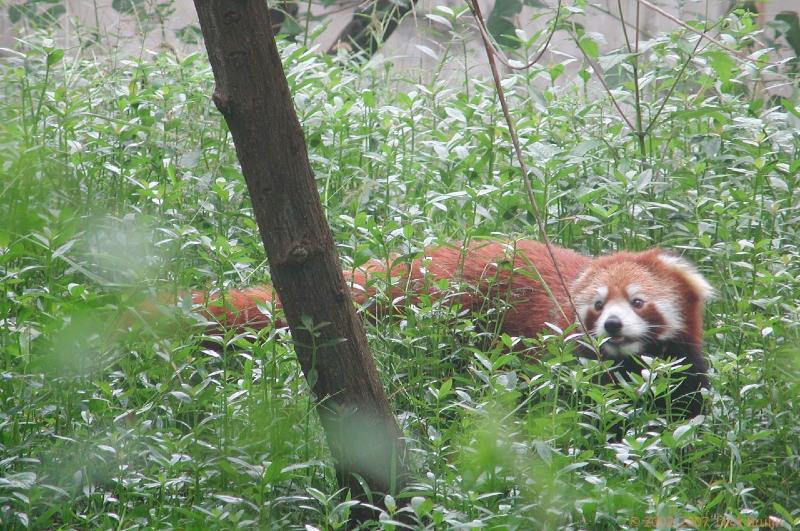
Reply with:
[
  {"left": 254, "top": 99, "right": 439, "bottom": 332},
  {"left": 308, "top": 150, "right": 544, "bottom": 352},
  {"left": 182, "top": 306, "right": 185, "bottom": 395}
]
[
  {"left": 633, "top": 1, "right": 646, "bottom": 161},
  {"left": 569, "top": 21, "right": 637, "bottom": 133},
  {"left": 617, "top": 0, "right": 647, "bottom": 162},
  {"left": 617, "top": 0, "right": 634, "bottom": 58},
  {"left": 644, "top": 23, "right": 707, "bottom": 135},
  {"left": 586, "top": 2, "right": 654, "bottom": 41},
  {"left": 469, "top": 0, "right": 563, "bottom": 71},
  {"left": 469, "top": 0, "right": 594, "bottom": 353},
  {"left": 636, "top": 0, "right": 782, "bottom": 67}
]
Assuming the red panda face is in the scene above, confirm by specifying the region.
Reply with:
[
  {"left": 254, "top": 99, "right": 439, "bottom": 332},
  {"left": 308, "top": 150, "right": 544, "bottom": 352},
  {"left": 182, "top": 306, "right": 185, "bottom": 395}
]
[{"left": 571, "top": 250, "right": 714, "bottom": 359}]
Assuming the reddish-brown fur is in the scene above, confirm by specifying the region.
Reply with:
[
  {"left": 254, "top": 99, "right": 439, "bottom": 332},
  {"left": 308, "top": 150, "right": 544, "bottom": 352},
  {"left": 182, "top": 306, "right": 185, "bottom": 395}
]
[
  {"left": 195, "top": 242, "right": 709, "bottom": 345},
  {"left": 196, "top": 240, "right": 592, "bottom": 336},
  {"left": 191, "top": 240, "right": 711, "bottom": 416},
  {"left": 571, "top": 249, "right": 708, "bottom": 348}
]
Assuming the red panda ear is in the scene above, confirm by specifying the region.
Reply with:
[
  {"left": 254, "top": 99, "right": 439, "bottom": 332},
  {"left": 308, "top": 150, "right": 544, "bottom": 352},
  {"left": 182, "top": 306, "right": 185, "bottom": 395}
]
[{"left": 657, "top": 252, "right": 716, "bottom": 301}]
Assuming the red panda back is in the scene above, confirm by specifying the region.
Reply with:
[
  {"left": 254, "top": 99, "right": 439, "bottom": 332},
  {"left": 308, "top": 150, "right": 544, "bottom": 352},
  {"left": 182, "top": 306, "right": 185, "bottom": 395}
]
[
  {"left": 196, "top": 240, "right": 591, "bottom": 336},
  {"left": 440, "top": 240, "right": 589, "bottom": 336}
]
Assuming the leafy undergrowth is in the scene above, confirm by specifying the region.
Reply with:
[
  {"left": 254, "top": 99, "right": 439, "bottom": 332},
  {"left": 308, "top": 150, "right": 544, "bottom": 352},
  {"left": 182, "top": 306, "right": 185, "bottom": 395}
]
[{"left": 2, "top": 12, "right": 800, "bottom": 529}]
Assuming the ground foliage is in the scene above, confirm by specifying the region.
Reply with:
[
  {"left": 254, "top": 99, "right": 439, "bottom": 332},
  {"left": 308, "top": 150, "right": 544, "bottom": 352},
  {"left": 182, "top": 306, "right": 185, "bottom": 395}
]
[{"left": 1, "top": 8, "right": 800, "bottom": 529}]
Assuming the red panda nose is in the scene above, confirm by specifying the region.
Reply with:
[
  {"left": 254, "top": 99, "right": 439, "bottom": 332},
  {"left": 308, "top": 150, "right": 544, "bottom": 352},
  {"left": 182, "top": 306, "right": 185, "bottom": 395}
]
[{"left": 604, "top": 316, "right": 623, "bottom": 336}]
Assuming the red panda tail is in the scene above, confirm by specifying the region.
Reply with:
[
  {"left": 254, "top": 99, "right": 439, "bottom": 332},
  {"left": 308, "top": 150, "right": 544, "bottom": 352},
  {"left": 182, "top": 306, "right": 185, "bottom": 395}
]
[
  {"left": 192, "top": 287, "right": 280, "bottom": 330},
  {"left": 139, "top": 243, "right": 488, "bottom": 334},
  {"left": 118, "top": 286, "right": 283, "bottom": 337},
  {"left": 183, "top": 243, "right": 533, "bottom": 333},
  {"left": 189, "top": 258, "right": 406, "bottom": 332}
]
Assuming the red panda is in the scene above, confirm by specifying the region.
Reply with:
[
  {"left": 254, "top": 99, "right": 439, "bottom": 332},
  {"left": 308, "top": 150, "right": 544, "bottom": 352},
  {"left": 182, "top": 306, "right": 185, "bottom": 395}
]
[{"left": 193, "top": 240, "right": 713, "bottom": 417}]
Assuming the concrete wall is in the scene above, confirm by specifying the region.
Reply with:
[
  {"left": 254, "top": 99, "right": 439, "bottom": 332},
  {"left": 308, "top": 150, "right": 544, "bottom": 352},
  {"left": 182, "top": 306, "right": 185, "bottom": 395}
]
[{"left": 2, "top": 0, "right": 797, "bottom": 90}]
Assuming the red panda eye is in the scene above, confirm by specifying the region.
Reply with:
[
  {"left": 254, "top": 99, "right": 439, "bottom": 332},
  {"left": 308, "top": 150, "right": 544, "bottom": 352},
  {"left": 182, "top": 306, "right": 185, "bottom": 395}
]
[
  {"left": 593, "top": 300, "right": 604, "bottom": 311},
  {"left": 631, "top": 298, "right": 645, "bottom": 309}
]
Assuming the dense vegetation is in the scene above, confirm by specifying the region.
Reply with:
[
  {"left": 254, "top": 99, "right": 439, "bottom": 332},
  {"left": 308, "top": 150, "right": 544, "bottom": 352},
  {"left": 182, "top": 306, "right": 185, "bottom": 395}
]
[{"left": 2, "top": 9, "right": 799, "bottom": 529}]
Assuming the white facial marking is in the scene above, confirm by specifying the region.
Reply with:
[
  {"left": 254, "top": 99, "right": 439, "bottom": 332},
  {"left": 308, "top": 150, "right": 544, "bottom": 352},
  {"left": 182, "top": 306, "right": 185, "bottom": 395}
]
[
  {"left": 618, "top": 340, "right": 642, "bottom": 357},
  {"left": 600, "top": 338, "right": 643, "bottom": 359},
  {"left": 657, "top": 253, "right": 715, "bottom": 300},
  {"left": 571, "top": 267, "right": 592, "bottom": 291},
  {"left": 626, "top": 284, "right": 641, "bottom": 299},
  {"left": 652, "top": 296, "right": 683, "bottom": 339},
  {"left": 593, "top": 299, "right": 649, "bottom": 358},
  {"left": 577, "top": 285, "right": 608, "bottom": 330},
  {"left": 596, "top": 285, "right": 609, "bottom": 301},
  {"left": 595, "top": 301, "right": 648, "bottom": 339},
  {"left": 626, "top": 284, "right": 680, "bottom": 340}
]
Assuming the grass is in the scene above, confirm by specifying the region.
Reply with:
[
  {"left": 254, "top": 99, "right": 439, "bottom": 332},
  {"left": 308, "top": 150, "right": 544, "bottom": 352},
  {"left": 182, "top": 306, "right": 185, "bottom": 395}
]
[{"left": 1, "top": 8, "right": 800, "bottom": 529}]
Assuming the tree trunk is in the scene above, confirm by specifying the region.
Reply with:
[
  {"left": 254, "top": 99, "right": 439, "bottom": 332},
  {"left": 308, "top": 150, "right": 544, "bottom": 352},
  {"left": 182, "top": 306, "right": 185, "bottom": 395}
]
[{"left": 192, "top": 0, "right": 407, "bottom": 518}]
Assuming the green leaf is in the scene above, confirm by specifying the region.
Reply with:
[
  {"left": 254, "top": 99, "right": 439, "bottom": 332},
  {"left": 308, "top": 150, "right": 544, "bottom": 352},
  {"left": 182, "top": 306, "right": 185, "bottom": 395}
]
[
  {"left": 47, "top": 49, "right": 64, "bottom": 66},
  {"left": 112, "top": 0, "right": 142, "bottom": 15},
  {"left": 438, "top": 378, "right": 453, "bottom": 399},
  {"left": 781, "top": 97, "right": 800, "bottom": 119},
  {"left": 487, "top": 0, "right": 523, "bottom": 50},
  {"left": 579, "top": 35, "right": 599, "bottom": 59},
  {"left": 775, "top": 12, "right": 800, "bottom": 58},
  {"left": 43, "top": 4, "right": 66, "bottom": 23},
  {"left": 8, "top": 5, "right": 27, "bottom": 24},
  {"left": 707, "top": 50, "right": 736, "bottom": 82},
  {"left": 169, "top": 391, "right": 192, "bottom": 403},
  {"left": 362, "top": 90, "right": 375, "bottom": 108}
]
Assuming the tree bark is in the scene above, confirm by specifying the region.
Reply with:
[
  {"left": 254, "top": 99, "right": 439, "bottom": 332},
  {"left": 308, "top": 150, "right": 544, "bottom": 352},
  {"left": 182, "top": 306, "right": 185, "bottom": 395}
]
[{"left": 192, "top": 0, "right": 407, "bottom": 518}]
